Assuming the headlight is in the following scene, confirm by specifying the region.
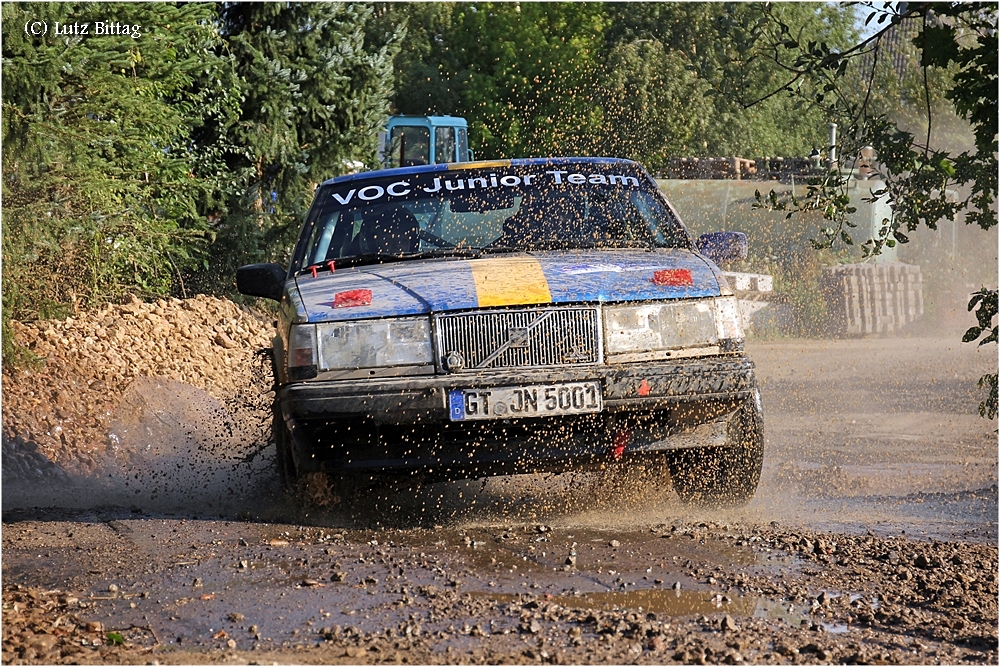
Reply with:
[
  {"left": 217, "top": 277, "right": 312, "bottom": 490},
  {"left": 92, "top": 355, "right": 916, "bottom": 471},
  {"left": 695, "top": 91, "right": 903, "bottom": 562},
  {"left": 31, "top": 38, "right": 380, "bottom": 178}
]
[
  {"left": 604, "top": 297, "right": 743, "bottom": 362},
  {"left": 714, "top": 296, "right": 743, "bottom": 340},
  {"left": 315, "top": 317, "right": 433, "bottom": 371}
]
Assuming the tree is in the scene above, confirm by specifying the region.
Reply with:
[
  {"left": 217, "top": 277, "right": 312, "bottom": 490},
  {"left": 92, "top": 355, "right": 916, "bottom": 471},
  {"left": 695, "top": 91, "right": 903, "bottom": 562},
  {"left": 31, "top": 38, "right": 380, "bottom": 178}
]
[
  {"left": 737, "top": 2, "right": 997, "bottom": 418},
  {"left": 195, "top": 2, "right": 402, "bottom": 289},
  {"left": 2, "top": 2, "right": 239, "bottom": 361},
  {"left": 386, "top": 3, "right": 608, "bottom": 159},
  {"left": 2, "top": 2, "right": 405, "bottom": 366},
  {"left": 593, "top": 39, "right": 711, "bottom": 172},
  {"left": 370, "top": 3, "right": 461, "bottom": 117},
  {"left": 604, "top": 3, "right": 858, "bottom": 158},
  {"left": 381, "top": 2, "right": 857, "bottom": 165}
]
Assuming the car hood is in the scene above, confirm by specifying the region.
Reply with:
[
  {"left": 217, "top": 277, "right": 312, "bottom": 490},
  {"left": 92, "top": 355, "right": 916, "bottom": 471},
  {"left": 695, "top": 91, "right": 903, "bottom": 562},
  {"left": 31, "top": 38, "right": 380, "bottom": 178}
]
[{"left": 294, "top": 249, "right": 724, "bottom": 323}]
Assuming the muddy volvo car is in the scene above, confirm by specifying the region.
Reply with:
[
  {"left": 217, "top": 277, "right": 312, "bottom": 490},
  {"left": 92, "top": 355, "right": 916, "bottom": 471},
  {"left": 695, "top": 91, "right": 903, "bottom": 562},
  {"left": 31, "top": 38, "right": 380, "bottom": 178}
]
[{"left": 237, "top": 158, "right": 763, "bottom": 506}]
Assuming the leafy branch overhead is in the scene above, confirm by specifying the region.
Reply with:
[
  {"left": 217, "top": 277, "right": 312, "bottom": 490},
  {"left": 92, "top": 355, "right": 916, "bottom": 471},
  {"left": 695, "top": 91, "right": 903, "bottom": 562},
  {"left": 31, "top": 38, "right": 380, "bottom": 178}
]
[
  {"left": 742, "top": 3, "right": 995, "bottom": 248},
  {"left": 740, "top": 1, "right": 997, "bottom": 419},
  {"left": 963, "top": 288, "right": 998, "bottom": 420}
]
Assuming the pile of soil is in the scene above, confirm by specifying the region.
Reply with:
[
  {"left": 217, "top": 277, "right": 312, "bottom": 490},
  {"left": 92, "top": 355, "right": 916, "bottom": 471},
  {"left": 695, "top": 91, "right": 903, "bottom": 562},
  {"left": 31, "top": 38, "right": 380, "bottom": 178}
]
[{"left": 2, "top": 295, "right": 275, "bottom": 475}]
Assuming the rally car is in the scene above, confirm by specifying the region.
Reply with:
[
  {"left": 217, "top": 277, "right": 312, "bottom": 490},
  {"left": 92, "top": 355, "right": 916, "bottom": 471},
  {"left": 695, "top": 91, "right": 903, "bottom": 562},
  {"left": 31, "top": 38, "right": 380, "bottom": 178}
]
[{"left": 237, "top": 157, "right": 763, "bottom": 506}]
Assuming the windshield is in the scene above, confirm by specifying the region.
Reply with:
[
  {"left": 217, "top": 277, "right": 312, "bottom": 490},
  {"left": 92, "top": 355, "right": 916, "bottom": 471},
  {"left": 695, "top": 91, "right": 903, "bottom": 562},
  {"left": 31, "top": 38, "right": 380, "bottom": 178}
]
[{"left": 292, "top": 162, "right": 690, "bottom": 273}]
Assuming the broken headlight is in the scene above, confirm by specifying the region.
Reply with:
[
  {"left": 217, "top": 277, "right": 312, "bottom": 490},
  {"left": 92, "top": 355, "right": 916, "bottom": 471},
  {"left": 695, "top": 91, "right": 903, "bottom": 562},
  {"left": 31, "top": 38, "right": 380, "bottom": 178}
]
[{"left": 603, "top": 297, "right": 743, "bottom": 362}]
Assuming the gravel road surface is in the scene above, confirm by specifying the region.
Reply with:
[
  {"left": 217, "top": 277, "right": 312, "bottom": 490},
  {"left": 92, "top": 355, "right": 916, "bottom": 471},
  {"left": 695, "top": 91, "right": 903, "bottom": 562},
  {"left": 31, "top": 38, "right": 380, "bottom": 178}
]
[{"left": 2, "top": 298, "right": 996, "bottom": 664}]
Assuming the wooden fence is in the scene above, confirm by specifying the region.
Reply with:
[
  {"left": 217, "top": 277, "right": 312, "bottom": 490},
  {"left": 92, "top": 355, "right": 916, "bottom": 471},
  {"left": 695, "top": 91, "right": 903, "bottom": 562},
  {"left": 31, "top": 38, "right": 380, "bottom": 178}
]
[{"left": 820, "top": 263, "right": 923, "bottom": 336}]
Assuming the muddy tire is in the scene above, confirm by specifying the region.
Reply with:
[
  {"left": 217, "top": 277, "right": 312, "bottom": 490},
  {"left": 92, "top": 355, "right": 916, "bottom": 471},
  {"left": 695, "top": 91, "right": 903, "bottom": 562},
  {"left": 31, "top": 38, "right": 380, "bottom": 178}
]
[
  {"left": 667, "top": 392, "right": 763, "bottom": 507},
  {"left": 272, "top": 403, "right": 363, "bottom": 507},
  {"left": 273, "top": 409, "right": 355, "bottom": 506},
  {"left": 272, "top": 403, "right": 299, "bottom": 493},
  {"left": 270, "top": 351, "right": 299, "bottom": 494}
]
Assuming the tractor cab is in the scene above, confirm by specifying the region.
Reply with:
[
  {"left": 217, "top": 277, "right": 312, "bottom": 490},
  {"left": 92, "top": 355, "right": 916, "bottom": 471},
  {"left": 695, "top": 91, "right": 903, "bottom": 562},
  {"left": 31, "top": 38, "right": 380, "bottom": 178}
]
[{"left": 379, "top": 115, "right": 473, "bottom": 168}]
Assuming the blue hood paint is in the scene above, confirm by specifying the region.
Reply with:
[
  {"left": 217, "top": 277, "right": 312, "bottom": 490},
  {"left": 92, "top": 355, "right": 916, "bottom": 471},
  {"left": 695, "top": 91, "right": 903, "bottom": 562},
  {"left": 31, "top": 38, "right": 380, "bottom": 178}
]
[{"left": 294, "top": 249, "right": 722, "bottom": 323}]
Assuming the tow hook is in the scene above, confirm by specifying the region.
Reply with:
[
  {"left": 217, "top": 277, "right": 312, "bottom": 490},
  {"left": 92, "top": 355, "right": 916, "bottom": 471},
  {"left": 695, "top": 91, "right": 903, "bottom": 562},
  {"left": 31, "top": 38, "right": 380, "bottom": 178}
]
[{"left": 609, "top": 429, "right": 632, "bottom": 461}]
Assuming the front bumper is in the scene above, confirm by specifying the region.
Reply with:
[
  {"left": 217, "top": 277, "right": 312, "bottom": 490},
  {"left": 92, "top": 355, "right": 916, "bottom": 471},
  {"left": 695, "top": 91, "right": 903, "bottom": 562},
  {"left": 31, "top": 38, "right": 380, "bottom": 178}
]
[{"left": 279, "top": 355, "right": 756, "bottom": 479}]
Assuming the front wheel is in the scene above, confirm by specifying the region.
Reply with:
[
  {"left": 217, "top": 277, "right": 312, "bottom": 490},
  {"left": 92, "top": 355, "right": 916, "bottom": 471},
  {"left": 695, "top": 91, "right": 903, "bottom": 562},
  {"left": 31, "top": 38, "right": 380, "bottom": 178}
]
[{"left": 667, "top": 391, "right": 764, "bottom": 507}]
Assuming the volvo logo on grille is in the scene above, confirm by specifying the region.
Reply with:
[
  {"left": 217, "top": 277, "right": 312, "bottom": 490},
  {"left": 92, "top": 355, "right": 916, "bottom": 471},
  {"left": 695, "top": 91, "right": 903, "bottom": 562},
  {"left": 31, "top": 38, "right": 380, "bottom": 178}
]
[
  {"left": 445, "top": 351, "right": 465, "bottom": 372},
  {"left": 562, "top": 346, "right": 591, "bottom": 363},
  {"left": 506, "top": 327, "right": 532, "bottom": 348}
]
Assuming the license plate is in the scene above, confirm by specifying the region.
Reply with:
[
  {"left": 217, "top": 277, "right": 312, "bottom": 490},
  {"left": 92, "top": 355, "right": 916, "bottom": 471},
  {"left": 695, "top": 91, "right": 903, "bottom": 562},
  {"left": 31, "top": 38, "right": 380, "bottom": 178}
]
[{"left": 448, "top": 382, "right": 602, "bottom": 421}]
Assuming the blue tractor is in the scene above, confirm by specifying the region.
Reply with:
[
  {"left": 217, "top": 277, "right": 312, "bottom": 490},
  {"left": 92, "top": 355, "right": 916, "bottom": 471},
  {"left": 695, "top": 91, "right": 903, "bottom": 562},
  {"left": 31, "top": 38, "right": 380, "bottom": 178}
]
[{"left": 378, "top": 115, "right": 473, "bottom": 168}]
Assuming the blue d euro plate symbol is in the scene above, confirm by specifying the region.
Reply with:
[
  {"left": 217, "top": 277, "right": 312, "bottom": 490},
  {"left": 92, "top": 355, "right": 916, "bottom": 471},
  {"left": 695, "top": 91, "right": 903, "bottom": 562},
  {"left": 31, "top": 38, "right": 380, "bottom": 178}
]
[{"left": 449, "top": 390, "right": 466, "bottom": 420}]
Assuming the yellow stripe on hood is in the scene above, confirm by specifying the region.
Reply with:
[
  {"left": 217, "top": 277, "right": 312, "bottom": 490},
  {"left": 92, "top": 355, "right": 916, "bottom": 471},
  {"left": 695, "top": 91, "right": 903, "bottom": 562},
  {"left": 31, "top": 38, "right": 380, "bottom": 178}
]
[
  {"left": 448, "top": 160, "right": 510, "bottom": 170},
  {"left": 470, "top": 258, "right": 552, "bottom": 307}
]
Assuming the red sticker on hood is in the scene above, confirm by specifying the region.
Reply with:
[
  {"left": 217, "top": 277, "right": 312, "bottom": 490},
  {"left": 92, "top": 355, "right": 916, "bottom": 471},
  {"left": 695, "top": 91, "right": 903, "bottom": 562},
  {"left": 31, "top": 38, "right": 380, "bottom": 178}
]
[
  {"left": 326, "top": 289, "right": 372, "bottom": 308},
  {"left": 651, "top": 269, "right": 693, "bottom": 286}
]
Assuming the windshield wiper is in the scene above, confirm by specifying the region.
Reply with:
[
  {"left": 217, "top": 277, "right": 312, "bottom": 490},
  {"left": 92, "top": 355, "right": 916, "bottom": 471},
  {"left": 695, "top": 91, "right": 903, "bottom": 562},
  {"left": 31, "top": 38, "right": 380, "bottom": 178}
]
[
  {"left": 300, "top": 249, "right": 494, "bottom": 275},
  {"left": 404, "top": 248, "right": 486, "bottom": 260},
  {"left": 300, "top": 243, "right": 621, "bottom": 276},
  {"left": 341, "top": 247, "right": 529, "bottom": 264},
  {"left": 506, "top": 241, "right": 659, "bottom": 252},
  {"left": 298, "top": 254, "right": 409, "bottom": 274},
  {"left": 409, "top": 246, "right": 537, "bottom": 258}
]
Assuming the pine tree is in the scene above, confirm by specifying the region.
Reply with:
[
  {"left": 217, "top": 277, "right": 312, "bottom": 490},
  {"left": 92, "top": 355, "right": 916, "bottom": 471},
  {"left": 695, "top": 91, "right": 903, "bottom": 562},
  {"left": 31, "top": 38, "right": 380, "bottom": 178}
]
[
  {"left": 2, "top": 2, "right": 238, "bottom": 352},
  {"left": 203, "top": 2, "right": 403, "bottom": 283}
]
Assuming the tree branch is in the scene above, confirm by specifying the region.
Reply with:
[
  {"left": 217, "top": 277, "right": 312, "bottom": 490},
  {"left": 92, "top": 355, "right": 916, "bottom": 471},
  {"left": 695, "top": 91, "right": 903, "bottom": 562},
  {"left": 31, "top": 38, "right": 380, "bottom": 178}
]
[
  {"left": 855, "top": 33, "right": 881, "bottom": 127},
  {"left": 922, "top": 12, "right": 932, "bottom": 159}
]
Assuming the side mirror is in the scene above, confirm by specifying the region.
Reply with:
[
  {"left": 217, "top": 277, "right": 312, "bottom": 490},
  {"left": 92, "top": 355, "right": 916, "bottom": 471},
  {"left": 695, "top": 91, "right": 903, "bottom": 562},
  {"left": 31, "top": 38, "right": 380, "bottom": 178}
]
[
  {"left": 696, "top": 232, "right": 748, "bottom": 265},
  {"left": 236, "top": 263, "right": 287, "bottom": 301}
]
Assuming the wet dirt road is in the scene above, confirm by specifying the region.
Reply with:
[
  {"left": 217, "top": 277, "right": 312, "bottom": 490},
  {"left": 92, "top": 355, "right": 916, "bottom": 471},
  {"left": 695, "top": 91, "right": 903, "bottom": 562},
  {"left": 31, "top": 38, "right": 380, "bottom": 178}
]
[{"left": 2, "top": 337, "right": 997, "bottom": 664}]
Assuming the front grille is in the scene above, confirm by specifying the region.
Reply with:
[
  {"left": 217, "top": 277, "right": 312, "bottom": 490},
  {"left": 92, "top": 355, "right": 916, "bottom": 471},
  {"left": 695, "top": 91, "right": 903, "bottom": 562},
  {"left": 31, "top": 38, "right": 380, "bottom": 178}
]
[{"left": 435, "top": 307, "right": 601, "bottom": 371}]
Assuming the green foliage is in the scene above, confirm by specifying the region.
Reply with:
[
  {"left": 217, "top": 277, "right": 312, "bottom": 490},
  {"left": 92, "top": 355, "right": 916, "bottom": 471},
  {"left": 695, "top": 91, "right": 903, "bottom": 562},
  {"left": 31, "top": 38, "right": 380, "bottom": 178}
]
[
  {"left": 978, "top": 373, "right": 998, "bottom": 421},
  {"left": 593, "top": 39, "right": 708, "bottom": 171},
  {"left": 745, "top": 3, "right": 996, "bottom": 252},
  {"left": 606, "top": 3, "right": 857, "bottom": 157},
  {"left": 380, "top": 2, "right": 856, "bottom": 164},
  {"left": 743, "top": 2, "right": 997, "bottom": 417},
  {"left": 3, "top": 2, "right": 402, "bottom": 365},
  {"left": 964, "top": 288, "right": 999, "bottom": 348},
  {"left": 387, "top": 3, "right": 608, "bottom": 159},
  {"left": 963, "top": 287, "right": 998, "bottom": 421},
  {"left": 190, "top": 3, "right": 402, "bottom": 291},
  {"left": 2, "top": 2, "right": 237, "bottom": 347}
]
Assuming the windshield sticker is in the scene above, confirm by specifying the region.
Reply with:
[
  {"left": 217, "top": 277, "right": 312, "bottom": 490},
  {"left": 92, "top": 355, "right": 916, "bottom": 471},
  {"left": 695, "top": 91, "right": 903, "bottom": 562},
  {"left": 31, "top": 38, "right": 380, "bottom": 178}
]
[
  {"left": 546, "top": 170, "right": 639, "bottom": 186},
  {"left": 330, "top": 169, "right": 641, "bottom": 206}
]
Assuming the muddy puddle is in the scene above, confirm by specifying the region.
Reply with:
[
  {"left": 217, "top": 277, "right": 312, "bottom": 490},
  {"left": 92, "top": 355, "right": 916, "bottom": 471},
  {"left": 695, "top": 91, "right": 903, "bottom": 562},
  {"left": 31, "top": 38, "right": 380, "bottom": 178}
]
[
  {"left": 1, "top": 516, "right": 806, "bottom": 649},
  {"left": 468, "top": 589, "right": 860, "bottom": 634},
  {"left": 476, "top": 589, "right": 757, "bottom": 618}
]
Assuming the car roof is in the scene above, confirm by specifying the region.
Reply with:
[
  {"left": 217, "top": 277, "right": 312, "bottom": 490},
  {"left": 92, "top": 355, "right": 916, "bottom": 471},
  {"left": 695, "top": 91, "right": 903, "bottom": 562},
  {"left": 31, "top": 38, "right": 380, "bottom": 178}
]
[
  {"left": 386, "top": 115, "right": 469, "bottom": 128},
  {"left": 322, "top": 157, "right": 642, "bottom": 187}
]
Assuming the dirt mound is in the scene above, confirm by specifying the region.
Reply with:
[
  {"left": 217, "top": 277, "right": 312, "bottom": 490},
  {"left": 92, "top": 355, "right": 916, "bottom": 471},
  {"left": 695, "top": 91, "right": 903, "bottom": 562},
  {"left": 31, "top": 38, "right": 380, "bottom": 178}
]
[{"left": 2, "top": 295, "right": 275, "bottom": 475}]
